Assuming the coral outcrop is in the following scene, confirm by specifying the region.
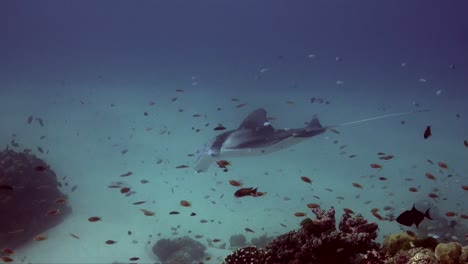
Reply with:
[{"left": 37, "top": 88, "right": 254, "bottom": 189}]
[
  {"left": 152, "top": 236, "right": 206, "bottom": 264},
  {"left": 229, "top": 234, "right": 247, "bottom": 249},
  {"left": 0, "top": 149, "right": 71, "bottom": 249}
]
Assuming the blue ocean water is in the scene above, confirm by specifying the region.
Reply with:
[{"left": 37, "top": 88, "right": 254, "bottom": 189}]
[{"left": 1, "top": 0, "right": 467, "bottom": 263}]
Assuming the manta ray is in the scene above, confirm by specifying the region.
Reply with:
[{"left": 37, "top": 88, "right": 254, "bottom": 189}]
[{"left": 194, "top": 108, "right": 427, "bottom": 173}]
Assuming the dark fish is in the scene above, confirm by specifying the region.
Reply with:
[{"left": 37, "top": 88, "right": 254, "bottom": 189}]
[
  {"left": 34, "top": 165, "right": 50, "bottom": 172},
  {"left": 27, "top": 115, "right": 33, "bottom": 124},
  {"left": 120, "top": 171, "right": 133, "bottom": 177},
  {"left": 234, "top": 187, "right": 259, "bottom": 198},
  {"left": 105, "top": 240, "right": 117, "bottom": 245},
  {"left": 11, "top": 140, "right": 19, "bottom": 147},
  {"left": 423, "top": 126, "right": 432, "bottom": 139},
  {"left": 0, "top": 184, "right": 14, "bottom": 191},
  {"left": 35, "top": 117, "right": 44, "bottom": 126},
  {"left": 464, "top": 140, "right": 468, "bottom": 148},
  {"left": 396, "top": 205, "right": 432, "bottom": 227},
  {"left": 88, "top": 216, "right": 101, "bottom": 222},
  {"left": 245, "top": 228, "right": 255, "bottom": 233},
  {"left": 214, "top": 124, "right": 226, "bottom": 131},
  {"left": 132, "top": 201, "right": 146, "bottom": 205}
]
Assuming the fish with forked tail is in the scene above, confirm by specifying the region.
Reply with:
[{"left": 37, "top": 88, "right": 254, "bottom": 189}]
[{"left": 396, "top": 205, "right": 432, "bottom": 227}]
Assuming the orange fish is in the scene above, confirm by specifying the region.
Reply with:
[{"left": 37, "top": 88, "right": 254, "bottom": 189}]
[
  {"left": 1, "top": 256, "right": 14, "bottom": 263},
  {"left": 88, "top": 216, "right": 101, "bottom": 222},
  {"left": 300, "top": 176, "right": 312, "bottom": 184},
  {"left": 34, "top": 235, "right": 47, "bottom": 241},
  {"left": 120, "top": 187, "right": 130, "bottom": 194},
  {"left": 306, "top": 203, "right": 320, "bottom": 209},
  {"left": 437, "top": 162, "right": 448, "bottom": 169},
  {"left": 371, "top": 211, "right": 384, "bottom": 220},
  {"left": 294, "top": 212, "right": 306, "bottom": 217},
  {"left": 180, "top": 200, "right": 191, "bottom": 207},
  {"left": 424, "top": 173, "right": 436, "bottom": 180},
  {"left": 140, "top": 209, "right": 155, "bottom": 216},
  {"left": 216, "top": 160, "right": 230, "bottom": 167},
  {"left": 1, "top": 248, "right": 14, "bottom": 255},
  {"left": 406, "top": 230, "right": 416, "bottom": 237},
  {"left": 229, "top": 180, "right": 243, "bottom": 187},
  {"left": 105, "top": 240, "right": 117, "bottom": 245},
  {"left": 370, "top": 163, "right": 382, "bottom": 169},
  {"left": 464, "top": 140, "right": 468, "bottom": 147},
  {"left": 445, "top": 212, "right": 457, "bottom": 217},
  {"left": 352, "top": 183, "right": 363, "bottom": 189},
  {"left": 408, "top": 187, "right": 418, "bottom": 192},
  {"left": 428, "top": 193, "right": 439, "bottom": 198},
  {"left": 378, "top": 177, "right": 387, "bottom": 181},
  {"left": 343, "top": 208, "right": 354, "bottom": 214},
  {"left": 461, "top": 185, "right": 468, "bottom": 191},
  {"left": 460, "top": 214, "right": 468, "bottom": 219},
  {"left": 45, "top": 209, "right": 60, "bottom": 216},
  {"left": 53, "top": 198, "right": 67, "bottom": 204}
]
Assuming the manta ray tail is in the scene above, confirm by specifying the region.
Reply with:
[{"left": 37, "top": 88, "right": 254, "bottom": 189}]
[{"left": 328, "top": 109, "right": 430, "bottom": 129}]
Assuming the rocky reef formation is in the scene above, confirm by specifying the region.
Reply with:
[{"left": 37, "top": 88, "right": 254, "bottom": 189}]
[
  {"left": 152, "top": 236, "right": 206, "bottom": 264},
  {"left": 0, "top": 149, "right": 71, "bottom": 249},
  {"left": 225, "top": 207, "right": 468, "bottom": 264},
  {"left": 229, "top": 234, "right": 247, "bottom": 249},
  {"left": 378, "top": 233, "right": 468, "bottom": 264},
  {"left": 225, "top": 207, "right": 379, "bottom": 264}
]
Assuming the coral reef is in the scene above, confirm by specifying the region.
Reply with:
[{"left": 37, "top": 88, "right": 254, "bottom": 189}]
[
  {"left": 383, "top": 232, "right": 418, "bottom": 256},
  {"left": 390, "top": 247, "right": 438, "bottom": 264},
  {"left": 224, "top": 207, "right": 468, "bottom": 264},
  {"left": 229, "top": 234, "right": 247, "bottom": 249},
  {"left": 225, "top": 207, "right": 379, "bottom": 264},
  {"left": 434, "top": 242, "right": 462, "bottom": 264},
  {"left": 0, "top": 149, "right": 71, "bottom": 249},
  {"left": 224, "top": 246, "right": 265, "bottom": 264},
  {"left": 152, "top": 236, "right": 206, "bottom": 264},
  {"left": 382, "top": 234, "right": 467, "bottom": 264}
]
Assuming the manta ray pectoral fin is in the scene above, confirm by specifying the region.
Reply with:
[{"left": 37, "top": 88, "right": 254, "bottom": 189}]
[
  {"left": 239, "top": 108, "right": 269, "bottom": 129},
  {"left": 306, "top": 115, "right": 323, "bottom": 129}
]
